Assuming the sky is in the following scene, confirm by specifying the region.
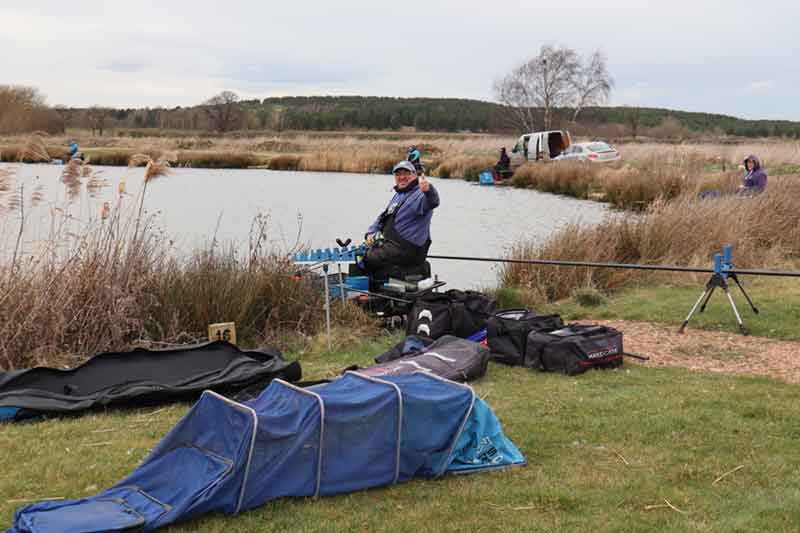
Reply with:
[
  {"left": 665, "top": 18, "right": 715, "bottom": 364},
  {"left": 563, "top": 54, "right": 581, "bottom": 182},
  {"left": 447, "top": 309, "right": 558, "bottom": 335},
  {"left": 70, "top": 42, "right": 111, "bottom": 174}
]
[{"left": 2, "top": 0, "right": 799, "bottom": 120}]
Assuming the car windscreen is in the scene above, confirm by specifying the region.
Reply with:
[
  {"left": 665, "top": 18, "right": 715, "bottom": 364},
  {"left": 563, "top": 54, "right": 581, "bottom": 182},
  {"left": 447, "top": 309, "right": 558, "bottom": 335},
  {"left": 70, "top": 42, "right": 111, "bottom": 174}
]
[{"left": 587, "top": 142, "right": 613, "bottom": 152}]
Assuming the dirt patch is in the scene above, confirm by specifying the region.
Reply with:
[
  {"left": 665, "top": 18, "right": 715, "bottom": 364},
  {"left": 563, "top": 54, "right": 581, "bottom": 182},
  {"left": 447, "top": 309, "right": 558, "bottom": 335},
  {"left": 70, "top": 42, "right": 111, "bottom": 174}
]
[{"left": 594, "top": 319, "right": 800, "bottom": 384}]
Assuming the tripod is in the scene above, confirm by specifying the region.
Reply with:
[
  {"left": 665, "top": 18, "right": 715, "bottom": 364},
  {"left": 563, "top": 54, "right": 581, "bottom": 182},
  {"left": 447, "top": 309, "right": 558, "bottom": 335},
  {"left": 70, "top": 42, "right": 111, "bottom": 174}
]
[{"left": 679, "top": 245, "right": 759, "bottom": 335}]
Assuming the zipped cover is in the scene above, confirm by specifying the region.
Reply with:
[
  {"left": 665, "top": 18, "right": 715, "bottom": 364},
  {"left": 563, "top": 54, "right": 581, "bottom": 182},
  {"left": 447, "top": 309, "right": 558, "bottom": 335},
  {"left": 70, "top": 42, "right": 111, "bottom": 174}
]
[
  {"left": 363, "top": 336, "right": 490, "bottom": 382},
  {"left": 0, "top": 341, "right": 300, "bottom": 422},
  {"left": 8, "top": 372, "right": 524, "bottom": 532}
]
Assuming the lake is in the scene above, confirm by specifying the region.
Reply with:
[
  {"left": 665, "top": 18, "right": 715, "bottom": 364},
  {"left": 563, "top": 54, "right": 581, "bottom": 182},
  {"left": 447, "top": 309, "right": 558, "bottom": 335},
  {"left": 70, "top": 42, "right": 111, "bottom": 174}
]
[{"left": 0, "top": 163, "right": 614, "bottom": 289}]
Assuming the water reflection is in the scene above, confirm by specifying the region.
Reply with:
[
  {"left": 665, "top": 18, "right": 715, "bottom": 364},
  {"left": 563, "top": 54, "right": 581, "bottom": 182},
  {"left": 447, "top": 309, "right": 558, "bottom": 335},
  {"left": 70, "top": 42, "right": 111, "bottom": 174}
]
[{"left": 0, "top": 164, "right": 616, "bottom": 288}]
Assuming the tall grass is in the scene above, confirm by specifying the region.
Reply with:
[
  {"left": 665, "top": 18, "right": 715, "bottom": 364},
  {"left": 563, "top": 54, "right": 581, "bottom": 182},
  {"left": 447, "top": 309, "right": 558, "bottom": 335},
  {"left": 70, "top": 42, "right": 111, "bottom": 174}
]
[
  {"left": 432, "top": 155, "right": 496, "bottom": 180},
  {"left": 174, "top": 150, "right": 258, "bottom": 168},
  {"left": 298, "top": 148, "right": 396, "bottom": 174},
  {"left": 500, "top": 180, "right": 800, "bottom": 301},
  {"left": 0, "top": 167, "right": 375, "bottom": 370},
  {"left": 267, "top": 154, "right": 302, "bottom": 170},
  {"left": 509, "top": 151, "right": 748, "bottom": 210},
  {"left": 511, "top": 161, "right": 598, "bottom": 198},
  {"left": 17, "top": 135, "right": 50, "bottom": 163}
]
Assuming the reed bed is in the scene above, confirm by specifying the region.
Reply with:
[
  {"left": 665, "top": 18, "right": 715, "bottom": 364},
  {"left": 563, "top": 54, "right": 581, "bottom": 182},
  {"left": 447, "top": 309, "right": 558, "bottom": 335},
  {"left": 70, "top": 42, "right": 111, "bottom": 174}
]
[
  {"left": 297, "top": 148, "right": 396, "bottom": 174},
  {"left": 0, "top": 166, "right": 375, "bottom": 370},
  {"left": 17, "top": 135, "right": 50, "bottom": 163},
  {"left": 173, "top": 150, "right": 258, "bottom": 168},
  {"left": 267, "top": 154, "right": 302, "bottom": 170},
  {"left": 499, "top": 180, "right": 800, "bottom": 301},
  {"left": 432, "top": 155, "right": 496, "bottom": 180},
  {"left": 508, "top": 150, "right": 753, "bottom": 210}
]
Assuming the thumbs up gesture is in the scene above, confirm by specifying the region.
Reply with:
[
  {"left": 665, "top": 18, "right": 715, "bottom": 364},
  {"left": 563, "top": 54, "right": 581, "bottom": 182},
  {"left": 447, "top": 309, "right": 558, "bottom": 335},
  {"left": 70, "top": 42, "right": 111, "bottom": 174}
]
[{"left": 419, "top": 174, "right": 430, "bottom": 193}]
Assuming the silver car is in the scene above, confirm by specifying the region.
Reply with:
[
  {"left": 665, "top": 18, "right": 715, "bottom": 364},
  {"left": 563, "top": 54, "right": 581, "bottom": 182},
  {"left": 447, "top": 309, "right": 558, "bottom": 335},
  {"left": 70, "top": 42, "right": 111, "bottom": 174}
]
[{"left": 556, "top": 141, "right": 620, "bottom": 163}]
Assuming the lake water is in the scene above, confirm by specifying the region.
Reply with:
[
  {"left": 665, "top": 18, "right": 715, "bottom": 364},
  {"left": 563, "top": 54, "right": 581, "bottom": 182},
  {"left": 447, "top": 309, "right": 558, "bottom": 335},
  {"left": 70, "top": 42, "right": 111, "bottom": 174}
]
[{"left": 0, "top": 163, "right": 614, "bottom": 289}]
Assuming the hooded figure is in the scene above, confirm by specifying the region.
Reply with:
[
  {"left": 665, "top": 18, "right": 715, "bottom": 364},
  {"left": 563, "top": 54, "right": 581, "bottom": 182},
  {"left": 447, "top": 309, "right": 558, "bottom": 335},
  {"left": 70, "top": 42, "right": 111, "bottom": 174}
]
[{"left": 741, "top": 155, "right": 767, "bottom": 193}]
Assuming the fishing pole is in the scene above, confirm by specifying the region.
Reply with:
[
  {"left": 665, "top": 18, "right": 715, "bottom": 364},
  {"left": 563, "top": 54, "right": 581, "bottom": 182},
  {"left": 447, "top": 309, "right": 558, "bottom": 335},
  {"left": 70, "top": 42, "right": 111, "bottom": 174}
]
[
  {"left": 429, "top": 244, "right": 799, "bottom": 335},
  {"left": 426, "top": 255, "right": 800, "bottom": 278}
]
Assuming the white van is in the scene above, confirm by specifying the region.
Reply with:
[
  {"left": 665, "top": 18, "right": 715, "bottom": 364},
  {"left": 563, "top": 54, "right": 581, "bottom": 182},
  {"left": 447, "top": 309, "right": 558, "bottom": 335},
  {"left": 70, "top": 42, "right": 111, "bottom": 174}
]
[{"left": 509, "top": 130, "right": 572, "bottom": 168}]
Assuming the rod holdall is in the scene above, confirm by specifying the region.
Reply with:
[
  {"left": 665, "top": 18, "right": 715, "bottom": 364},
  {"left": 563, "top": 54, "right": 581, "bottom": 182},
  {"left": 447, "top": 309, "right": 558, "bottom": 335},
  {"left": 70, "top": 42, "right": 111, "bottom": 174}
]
[
  {"left": 406, "top": 289, "right": 496, "bottom": 339},
  {"left": 486, "top": 309, "right": 564, "bottom": 366},
  {"left": 525, "top": 324, "right": 624, "bottom": 375}
]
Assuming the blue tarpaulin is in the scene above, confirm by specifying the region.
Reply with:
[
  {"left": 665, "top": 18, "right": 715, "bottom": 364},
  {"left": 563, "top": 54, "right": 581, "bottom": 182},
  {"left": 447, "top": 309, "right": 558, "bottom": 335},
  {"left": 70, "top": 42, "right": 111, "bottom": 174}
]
[{"left": 8, "top": 372, "right": 524, "bottom": 532}]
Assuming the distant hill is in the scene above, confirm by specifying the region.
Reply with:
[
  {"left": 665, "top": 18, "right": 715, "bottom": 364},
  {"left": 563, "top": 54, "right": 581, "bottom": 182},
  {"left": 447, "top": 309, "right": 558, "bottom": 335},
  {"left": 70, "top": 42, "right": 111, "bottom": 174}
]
[
  {"left": 244, "top": 97, "right": 800, "bottom": 138},
  {"left": 62, "top": 96, "right": 800, "bottom": 139}
]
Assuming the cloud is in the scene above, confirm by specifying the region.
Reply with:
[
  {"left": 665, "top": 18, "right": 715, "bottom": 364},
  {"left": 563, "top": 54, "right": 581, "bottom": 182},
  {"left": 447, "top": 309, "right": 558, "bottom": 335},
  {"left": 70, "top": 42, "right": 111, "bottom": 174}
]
[
  {"left": 741, "top": 80, "right": 774, "bottom": 95},
  {"left": 215, "top": 57, "right": 375, "bottom": 88},
  {"left": 3, "top": 1, "right": 800, "bottom": 119},
  {"left": 97, "top": 59, "right": 150, "bottom": 74}
]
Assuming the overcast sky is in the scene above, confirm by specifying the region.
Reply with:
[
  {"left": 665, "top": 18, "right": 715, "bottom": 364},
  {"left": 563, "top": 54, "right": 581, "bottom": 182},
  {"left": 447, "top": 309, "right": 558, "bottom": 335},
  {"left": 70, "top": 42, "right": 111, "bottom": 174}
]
[{"left": 3, "top": 1, "right": 798, "bottom": 120}]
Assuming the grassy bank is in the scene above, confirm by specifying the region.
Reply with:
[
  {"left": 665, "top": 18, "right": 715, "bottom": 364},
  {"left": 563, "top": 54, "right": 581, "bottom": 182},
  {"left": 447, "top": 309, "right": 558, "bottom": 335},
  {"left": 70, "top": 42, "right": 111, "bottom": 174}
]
[
  {"left": 2, "top": 335, "right": 799, "bottom": 531},
  {"left": 495, "top": 275, "right": 800, "bottom": 341}
]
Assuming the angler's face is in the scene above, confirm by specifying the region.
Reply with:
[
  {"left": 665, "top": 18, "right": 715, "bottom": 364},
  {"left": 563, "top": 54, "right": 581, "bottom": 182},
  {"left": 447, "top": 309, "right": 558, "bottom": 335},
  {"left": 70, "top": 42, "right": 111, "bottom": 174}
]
[
  {"left": 394, "top": 169, "right": 416, "bottom": 188},
  {"left": 746, "top": 159, "right": 754, "bottom": 171}
]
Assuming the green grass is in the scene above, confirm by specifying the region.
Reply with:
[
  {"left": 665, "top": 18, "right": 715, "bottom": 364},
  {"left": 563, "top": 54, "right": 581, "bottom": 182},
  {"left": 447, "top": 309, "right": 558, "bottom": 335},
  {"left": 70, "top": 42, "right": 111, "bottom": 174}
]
[
  {"left": 771, "top": 164, "right": 800, "bottom": 176},
  {"left": 2, "top": 334, "right": 800, "bottom": 532},
  {"left": 553, "top": 276, "right": 800, "bottom": 340}
]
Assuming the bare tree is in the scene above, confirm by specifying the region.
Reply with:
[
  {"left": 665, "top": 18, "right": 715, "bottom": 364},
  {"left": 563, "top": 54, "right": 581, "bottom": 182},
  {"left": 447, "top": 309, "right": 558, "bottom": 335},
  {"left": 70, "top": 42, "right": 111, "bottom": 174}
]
[
  {"left": 271, "top": 105, "right": 289, "bottom": 137},
  {"left": 625, "top": 106, "right": 642, "bottom": 140},
  {"left": 203, "top": 91, "right": 242, "bottom": 133},
  {"left": 87, "top": 106, "right": 111, "bottom": 136},
  {"left": 493, "top": 44, "right": 580, "bottom": 131},
  {"left": 571, "top": 51, "right": 613, "bottom": 122}
]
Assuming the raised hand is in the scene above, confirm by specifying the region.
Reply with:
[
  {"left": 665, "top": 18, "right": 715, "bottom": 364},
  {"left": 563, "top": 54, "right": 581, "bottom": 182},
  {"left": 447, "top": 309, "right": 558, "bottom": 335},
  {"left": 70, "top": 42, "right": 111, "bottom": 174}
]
[{"left": 419, "top": 174, "right": 430, "bottom": 193}]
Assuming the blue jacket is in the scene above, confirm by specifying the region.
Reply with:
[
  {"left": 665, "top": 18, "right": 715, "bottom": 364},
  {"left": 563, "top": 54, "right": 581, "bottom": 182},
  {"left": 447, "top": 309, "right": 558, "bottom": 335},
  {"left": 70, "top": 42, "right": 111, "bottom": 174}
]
[{"left": 367, "top": 184, "right": 439, "bottom": 247}]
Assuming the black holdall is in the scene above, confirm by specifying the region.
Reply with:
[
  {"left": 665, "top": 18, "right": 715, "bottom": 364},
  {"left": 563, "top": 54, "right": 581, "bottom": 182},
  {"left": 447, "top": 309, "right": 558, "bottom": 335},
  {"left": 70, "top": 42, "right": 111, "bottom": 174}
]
[
  {"left": 406, "top": 289, "right": 496, "bottom": 339},
  {"left": 525, "top": 324, "right": 624, "bottom": 375},
  {"left": 486, "top": 309, "right": 565, "bottom": 366}
]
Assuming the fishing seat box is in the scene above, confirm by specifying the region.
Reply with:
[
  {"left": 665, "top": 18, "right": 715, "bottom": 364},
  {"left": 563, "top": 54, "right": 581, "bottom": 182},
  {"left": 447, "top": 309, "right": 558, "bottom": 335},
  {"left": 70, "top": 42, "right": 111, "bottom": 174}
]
[
  {"left": 486, "top": 309, "right": 565, "bottom": 366},
  {"left": 525, "top": 324, "right": 623, "bottom": 375}
]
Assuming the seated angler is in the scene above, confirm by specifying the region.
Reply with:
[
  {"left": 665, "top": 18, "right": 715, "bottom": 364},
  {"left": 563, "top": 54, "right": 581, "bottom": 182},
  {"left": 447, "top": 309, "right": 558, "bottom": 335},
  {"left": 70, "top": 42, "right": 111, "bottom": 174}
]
[
  {"left": 738, "top": 155, "right": 767, "bottom": 195},
  {"left": 494, "top": 147, "right": 511, "bottom": 178},
  {"left": 406, "top": 145, "right": 424, "bottom": 173},
  {"left": 359, "top": 160, "right": 440, "bottom": 277}
]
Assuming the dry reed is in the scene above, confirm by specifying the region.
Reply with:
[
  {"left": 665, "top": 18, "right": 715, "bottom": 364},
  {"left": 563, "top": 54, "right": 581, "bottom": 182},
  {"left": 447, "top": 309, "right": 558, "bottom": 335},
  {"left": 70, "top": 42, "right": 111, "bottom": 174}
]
[
  {"left": 17, "top": 135, "right": 50, "bottom": 163},
  {"left": 267, "top": 154, "right": 302, "bottom": 171},
  {"left": 433, "top": 155, "right": 496, "bottom": 180},
  {"left": 298, "top": 148, "right": 396, "bottom": 174},
  {"left": 500, "top": 180, "right": 800, "bottom": 300},
  {"left": 0, "top": 195, "right": 374, "bottom": 370}
]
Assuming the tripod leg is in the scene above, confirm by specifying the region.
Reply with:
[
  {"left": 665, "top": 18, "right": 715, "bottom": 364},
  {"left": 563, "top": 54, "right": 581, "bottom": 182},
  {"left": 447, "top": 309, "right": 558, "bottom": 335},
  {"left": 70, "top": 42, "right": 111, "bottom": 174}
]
[
  {"left": 723, "top": 286, "right": 748, "bottom": 335},
  {"left": 699, "top": 286, "right": 716, "bottom": 313},
  {"left": 679, "top": 289, "right": 710, "bottom": 333},
  {"left": 731, "top": 275, "right": 759, "bottom": 314}
]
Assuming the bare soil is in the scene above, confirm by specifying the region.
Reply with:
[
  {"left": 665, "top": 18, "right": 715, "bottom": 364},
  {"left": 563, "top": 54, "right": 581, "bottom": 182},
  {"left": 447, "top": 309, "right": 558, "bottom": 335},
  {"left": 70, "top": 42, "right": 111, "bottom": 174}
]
[{"left": 597, "top": 319, "right": 800, "bottom": 384}]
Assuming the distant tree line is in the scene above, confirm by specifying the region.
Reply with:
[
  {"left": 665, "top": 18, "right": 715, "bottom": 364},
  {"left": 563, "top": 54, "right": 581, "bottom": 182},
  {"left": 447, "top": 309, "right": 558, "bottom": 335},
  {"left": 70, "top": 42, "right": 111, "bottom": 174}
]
[
  {"left": 57, "top": 94, "right": 800, "bottom": 139},
  {"left": 3, "top": 85, "right": 800, "bottom": 139}
]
